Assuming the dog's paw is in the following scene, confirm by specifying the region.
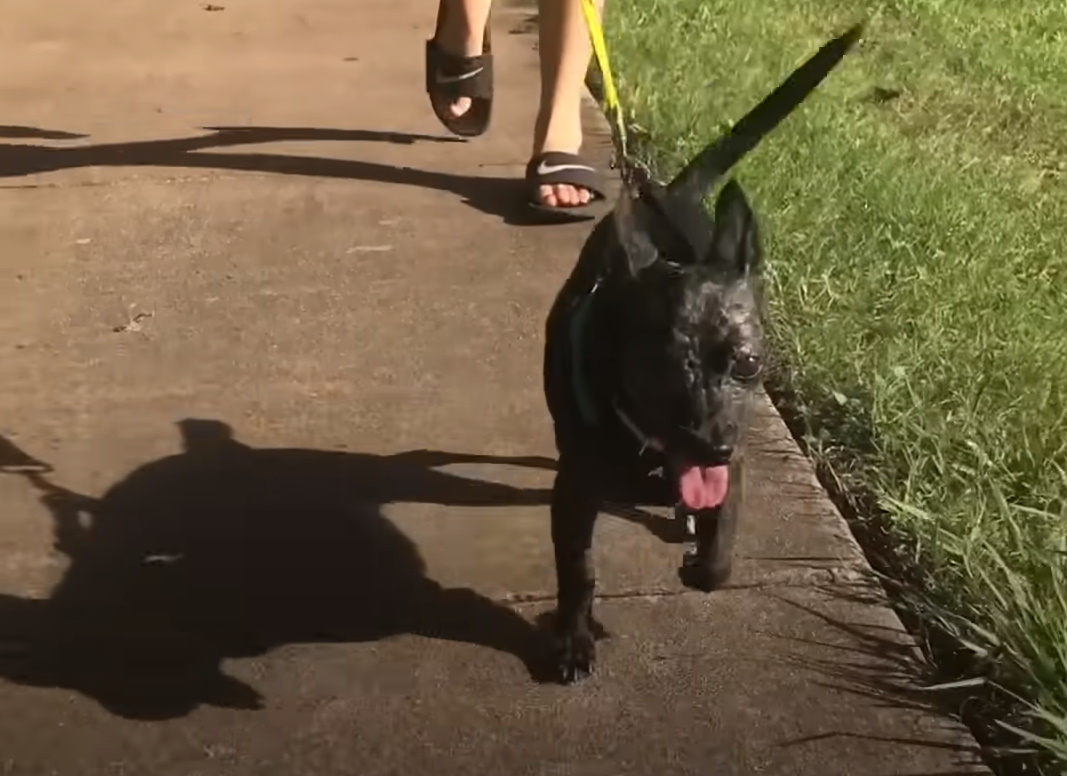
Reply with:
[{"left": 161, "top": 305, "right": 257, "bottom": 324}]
[
  {"left": 554, "top": 629, "right": 596, "bottom": 684},
  {"left": 679, "top": 558, "right": 732, "bottom": 592}
]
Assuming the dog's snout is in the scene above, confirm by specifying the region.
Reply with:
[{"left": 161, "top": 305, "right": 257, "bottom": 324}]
[
  {"left": 707, "top": 443, "right": 732, "bottom": 462},
  {"left": 676, "top": 425, "right": 732, "bottom": 462}
]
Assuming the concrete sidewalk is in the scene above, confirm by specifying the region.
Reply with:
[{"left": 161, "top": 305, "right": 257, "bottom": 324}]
[{"left": 0, "top": 1, "right": 986, "bottom": 774}]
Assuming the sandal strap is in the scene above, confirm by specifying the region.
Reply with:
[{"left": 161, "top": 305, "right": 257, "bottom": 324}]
[
  {"left": 525, "top": 152, "right": 606, "bottom": 201},
  {"left": 425, "top": 40, "right": 494, "bottom": 101}
]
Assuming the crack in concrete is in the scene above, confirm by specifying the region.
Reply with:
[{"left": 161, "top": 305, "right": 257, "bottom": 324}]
[
  {"left": 497, "top": 564, "right": 874, "bottom": 606},
  {"left": 0, "top": 172, "right": 252, "bottom": 191}
]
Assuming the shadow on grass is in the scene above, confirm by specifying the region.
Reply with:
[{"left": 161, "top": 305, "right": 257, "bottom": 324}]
[
  {"left": 0, "top": 423, "right": 566, "bottom": 721},
  {"left": 0, "top": 125, "right": 603, "bottom": 226}
]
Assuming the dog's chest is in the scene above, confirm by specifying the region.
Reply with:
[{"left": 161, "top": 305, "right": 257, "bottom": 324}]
[{"left": 599, "top": 444, "right": 674, "bottom": 506}]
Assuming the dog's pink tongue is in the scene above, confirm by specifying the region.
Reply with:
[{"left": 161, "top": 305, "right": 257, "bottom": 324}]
[{"left": 679, "top": 465, "right": 729, "bottom": 510}]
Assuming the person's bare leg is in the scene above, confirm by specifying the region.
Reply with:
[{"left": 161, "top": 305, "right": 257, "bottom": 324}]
[
  {"left": 432, "top": 0, "right": 494, "bottom": 119},
  {"left": 534, "top": 0, "right": 603, "bottom": 208}
]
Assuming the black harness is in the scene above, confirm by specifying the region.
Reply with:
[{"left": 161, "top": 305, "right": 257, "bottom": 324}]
[{"left": 565, "top": 279, "right": 664, "bottom": 456}]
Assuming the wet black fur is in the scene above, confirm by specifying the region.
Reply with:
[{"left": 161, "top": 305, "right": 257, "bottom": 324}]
[{"left": 541, "top": 23, "right": 864, "bottom": 683}]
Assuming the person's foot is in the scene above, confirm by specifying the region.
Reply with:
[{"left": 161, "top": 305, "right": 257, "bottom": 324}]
[
  {"left": 429, "top": 13, "right": 486, "bottom": 123},
  {"left": 530, "top": 109, "right": 597, "bottom": 210},
  {"left": 426, "top": 1, "right": 493, "bottom": 138},
  {"left": 525, "top": 150, "right": 604, "bottom": 217},
  {"left": 534, "top": 150, "right": 594, "bottom": 208}
]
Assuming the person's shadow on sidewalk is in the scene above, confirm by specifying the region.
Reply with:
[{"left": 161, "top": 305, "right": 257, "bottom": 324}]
[
  {"left": 0, "top": 421, "right": 559, "bottom": 721},
  {"left": 0, "top": 125, "right": 601, "bottom": 225}
]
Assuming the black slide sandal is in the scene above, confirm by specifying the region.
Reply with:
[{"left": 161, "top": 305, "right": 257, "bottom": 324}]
[
  {"left": 425, "top": 3, "right": 493, "bottom": 138},
  {"left": 525, "top": 151, "right": 607, "bottom": 219}
]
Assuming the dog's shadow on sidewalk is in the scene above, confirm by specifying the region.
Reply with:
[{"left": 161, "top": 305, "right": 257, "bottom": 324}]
[
  {"left": 0, "top": 421, "right": 567, "bottom": 721},
  {"left": 0, "top": 125, "right": 600, "bottom": 225}
]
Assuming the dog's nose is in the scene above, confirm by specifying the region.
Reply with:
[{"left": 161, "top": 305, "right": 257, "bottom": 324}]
[
  {"left": 707, "top": 443, "right": 732, "bottom": 462},
  {"left": 677, "top": 427, "right": 732, "bottom": 462}
]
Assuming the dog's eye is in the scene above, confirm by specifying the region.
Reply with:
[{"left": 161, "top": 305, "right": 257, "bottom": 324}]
[{"left": 731, "top": 352, "right": 762, "bottom": 382}]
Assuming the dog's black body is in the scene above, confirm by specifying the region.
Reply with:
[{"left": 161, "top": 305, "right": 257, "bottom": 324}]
[{"left": 542, "top": 24, "right": 864, "bottom": 683}]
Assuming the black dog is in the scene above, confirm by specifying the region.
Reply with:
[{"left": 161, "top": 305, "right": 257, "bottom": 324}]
[{"left": 542, "top": 24, "right": 864, "bottom": 683}]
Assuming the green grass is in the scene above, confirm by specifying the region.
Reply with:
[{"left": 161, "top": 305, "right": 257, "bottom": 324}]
[{"left": 605, "top": 0, "right": 1067, "bottom": 770}]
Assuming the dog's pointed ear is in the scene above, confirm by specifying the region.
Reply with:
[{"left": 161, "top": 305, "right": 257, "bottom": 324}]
[
  {"left": 709, "top": 179, "right": 760, "bottom": 276},
  {"left": 612, "top": 186, "right": 660, "bottom": 276}
]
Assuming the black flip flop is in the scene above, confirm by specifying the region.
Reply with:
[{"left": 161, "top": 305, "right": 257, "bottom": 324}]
[
  {"left": 425, "top": 3, "right": 493, "bottom": 138},
  {"left": 525, "top": 151, "right": 607, "bottom": 219}
]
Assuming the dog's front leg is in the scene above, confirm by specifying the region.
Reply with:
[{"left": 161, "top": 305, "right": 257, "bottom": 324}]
[
  {"left": 679, "top": 454, "right": 744, "bottom": 591},
  {"left": 678, "top": 498, "right": 739, "bottom": 592},
  {"left": 550, "top": 457, "right": 600, "bottom": 684}
]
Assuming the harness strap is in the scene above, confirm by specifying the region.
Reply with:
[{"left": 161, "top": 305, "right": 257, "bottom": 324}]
[
  {"left": 613, "top": 400, "right": 664, "bottom": 454},
  {"left": 567, "top": 282, "right": 601, "bottom": 426},
  {"left": 567, "top": 284, "right": 663, "bottom": 454}
]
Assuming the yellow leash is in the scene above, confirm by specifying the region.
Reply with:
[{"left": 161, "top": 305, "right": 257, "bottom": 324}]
[{"left": 579, "top": 0, "right": 646, "bottom": 185}]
